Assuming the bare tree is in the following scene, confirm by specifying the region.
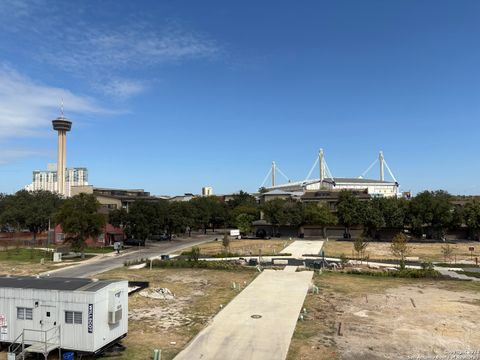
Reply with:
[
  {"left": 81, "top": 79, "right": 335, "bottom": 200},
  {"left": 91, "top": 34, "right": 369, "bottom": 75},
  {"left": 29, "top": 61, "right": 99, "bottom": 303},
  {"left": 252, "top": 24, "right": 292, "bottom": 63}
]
[
  {"left": 353, "top": 237, "right": 369, "bottom": 263},
  {"left": 391, "top": 233, "right": 410, "bottom": 269},
  {"left": 441, "top": 244, "right": 454, "bottom": 263}
]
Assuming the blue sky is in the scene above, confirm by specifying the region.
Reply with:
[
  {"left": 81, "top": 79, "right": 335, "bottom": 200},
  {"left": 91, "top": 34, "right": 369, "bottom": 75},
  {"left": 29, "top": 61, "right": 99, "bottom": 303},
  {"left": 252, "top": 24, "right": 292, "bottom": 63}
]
[{"left": 0, "top": 0, "right": 479, "bottom": 195}]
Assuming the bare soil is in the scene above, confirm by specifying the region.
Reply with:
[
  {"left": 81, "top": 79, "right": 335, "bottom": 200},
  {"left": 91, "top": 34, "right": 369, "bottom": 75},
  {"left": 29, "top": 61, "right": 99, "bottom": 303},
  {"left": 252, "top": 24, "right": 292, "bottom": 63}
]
[
  {"left": 323, "top": 240, "right": 479, "bottom": 262},
  {"left": 287, "top": 272, "right": 480, "bottom": 360},
  {"left": 95, "top": 267, "right": 257, "bottom": 360},
  {"left": 177, "top": 239, "right": 293, "bottom": 256}
]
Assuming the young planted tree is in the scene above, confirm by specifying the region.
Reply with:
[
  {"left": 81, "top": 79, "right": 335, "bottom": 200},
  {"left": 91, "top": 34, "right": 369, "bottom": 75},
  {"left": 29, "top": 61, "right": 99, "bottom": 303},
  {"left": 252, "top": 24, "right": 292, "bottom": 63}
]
[
  {"left": 391, "top": 232, "right": 410, "bottom": 269},
  {"left": 222, "top": 232, "right": 230, "bottom": 255},
  {"left": 353, "top": 237, "right": 369, "bottom": 262},
  {"left": 55, "top": 193, "right": 106, "bottom": 257},
  {"left": 441, "top": 244, "right": 454, "bottom": 263}
]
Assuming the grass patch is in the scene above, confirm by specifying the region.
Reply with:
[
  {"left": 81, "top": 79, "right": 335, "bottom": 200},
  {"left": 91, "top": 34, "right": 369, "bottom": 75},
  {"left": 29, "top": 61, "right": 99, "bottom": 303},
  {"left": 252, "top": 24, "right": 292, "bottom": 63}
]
[
  {"left": 344, "top": 268, "right": 440, "bottom": 278},
  {"left": 0, "top": 247, "right": 52, "bottom": 262},
  {"left": 181, "top": 251, "right": 292, "bottom": 258}
]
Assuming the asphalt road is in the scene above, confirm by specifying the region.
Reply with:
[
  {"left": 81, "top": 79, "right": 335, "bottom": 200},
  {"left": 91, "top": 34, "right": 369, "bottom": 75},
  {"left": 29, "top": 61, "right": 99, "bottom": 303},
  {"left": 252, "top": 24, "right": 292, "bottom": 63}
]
[{"left": 45, "top": 237, "right": 212, "bottom": 278}]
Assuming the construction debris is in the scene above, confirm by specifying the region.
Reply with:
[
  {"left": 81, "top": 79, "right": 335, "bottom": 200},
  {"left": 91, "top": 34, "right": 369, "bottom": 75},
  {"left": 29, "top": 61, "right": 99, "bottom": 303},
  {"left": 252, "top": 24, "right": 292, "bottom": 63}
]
[{"left": 139, "top": 287, "right": 175, "bottom": 300}]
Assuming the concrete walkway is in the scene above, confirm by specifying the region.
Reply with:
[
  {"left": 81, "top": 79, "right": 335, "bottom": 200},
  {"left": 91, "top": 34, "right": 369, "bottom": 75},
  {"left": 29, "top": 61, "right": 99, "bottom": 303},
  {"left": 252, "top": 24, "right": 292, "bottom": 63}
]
[
  {"left": 282, "top": 240, "right": 324, "bottom": 258},
  {"left": 174, "top": 269, "right": 313, "bottom": 360}
]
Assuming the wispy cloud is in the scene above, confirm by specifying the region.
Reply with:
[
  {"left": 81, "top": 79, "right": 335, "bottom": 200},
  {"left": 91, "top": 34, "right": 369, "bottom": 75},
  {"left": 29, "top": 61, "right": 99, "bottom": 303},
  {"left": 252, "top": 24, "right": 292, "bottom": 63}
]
[
  {"left": 44, "top": 24, "right": 219, "bottom": 72},
  {"left": 92, "top": 77, "right": 147, "bottom": 99},
  {"left": 0, "top": 1, "right": 220, "bottom": 99},
  {"left": 0, "top": 148, "right": 49, "bottom": 165},
  {"left": 0, "top": 63, "right": 107, "bottom": 140}
]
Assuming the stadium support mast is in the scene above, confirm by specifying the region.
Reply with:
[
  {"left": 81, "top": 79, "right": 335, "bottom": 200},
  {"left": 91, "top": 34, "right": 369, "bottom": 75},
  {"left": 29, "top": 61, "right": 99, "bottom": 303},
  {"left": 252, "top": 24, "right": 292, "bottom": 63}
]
[
  {"left": 319, "top": 148, "right": 325, "bottom": 187},
  {"left": 379, "top": 151, "right": 385, "bottom": 181},
  {"left": 272, "top": 161, "right": 276, "bottom": 187}
]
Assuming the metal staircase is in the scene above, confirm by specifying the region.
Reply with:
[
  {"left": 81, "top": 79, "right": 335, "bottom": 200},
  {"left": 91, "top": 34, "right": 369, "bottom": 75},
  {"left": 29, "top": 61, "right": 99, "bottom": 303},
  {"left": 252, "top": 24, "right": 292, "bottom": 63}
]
[{"left": 8, "top": 326, "right": 61, "bottom": 360}]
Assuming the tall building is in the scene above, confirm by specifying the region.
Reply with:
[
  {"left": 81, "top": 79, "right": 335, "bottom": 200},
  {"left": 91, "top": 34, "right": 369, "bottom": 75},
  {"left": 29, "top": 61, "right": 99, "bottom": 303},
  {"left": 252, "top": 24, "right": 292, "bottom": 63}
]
[
  {"left": 25, "top": 166, "right": 88, "bottom": 197},
  {"left": 202, "top": 187, "right": 213, "bottom": 196}
]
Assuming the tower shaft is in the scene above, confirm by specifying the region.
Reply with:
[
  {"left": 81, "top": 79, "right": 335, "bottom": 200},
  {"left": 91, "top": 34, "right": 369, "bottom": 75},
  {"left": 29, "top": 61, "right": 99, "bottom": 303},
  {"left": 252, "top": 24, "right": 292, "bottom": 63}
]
[{"left": 57, "top": 130, "right": 67, "bottom": 195}]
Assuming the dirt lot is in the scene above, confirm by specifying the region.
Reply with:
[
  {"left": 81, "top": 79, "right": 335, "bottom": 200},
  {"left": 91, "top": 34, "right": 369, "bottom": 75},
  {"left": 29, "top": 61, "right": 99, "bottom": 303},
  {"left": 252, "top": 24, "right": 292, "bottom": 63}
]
[
  {"left": 95, "top": 267, "right": 257, "bottom": 360},
  {"left": 176, "top": 239, "right": 292, "bottom": 256},
  {"left": 287, "top": 272, "right": 480, "bottom": 360},
  {"left": 323, "top": 239, "right": 480, "bottom": 262}
]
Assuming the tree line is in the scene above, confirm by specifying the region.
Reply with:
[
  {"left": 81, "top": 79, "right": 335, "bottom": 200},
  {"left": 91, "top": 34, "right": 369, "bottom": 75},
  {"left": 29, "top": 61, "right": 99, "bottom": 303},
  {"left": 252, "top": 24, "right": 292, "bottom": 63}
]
[{"left": 1, "top": 189, "right": 480, "bottom": 246}]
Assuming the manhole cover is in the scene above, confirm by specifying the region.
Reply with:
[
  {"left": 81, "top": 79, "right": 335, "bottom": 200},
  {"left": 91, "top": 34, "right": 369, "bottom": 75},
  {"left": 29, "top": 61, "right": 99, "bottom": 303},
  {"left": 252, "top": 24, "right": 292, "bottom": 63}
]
[{"left": 251, "top": 314, "right": 262, "bottom": 319}]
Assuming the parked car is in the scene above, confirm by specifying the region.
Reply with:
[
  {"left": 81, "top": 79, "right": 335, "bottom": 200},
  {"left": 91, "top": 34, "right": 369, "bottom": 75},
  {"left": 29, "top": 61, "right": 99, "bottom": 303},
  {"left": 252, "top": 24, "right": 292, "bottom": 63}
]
[
  {"left": 123, "top": 238, "right": 145, "bottom": 246},
  {"left": 150, "top": 234, "right": 172, "bottom": 241}
]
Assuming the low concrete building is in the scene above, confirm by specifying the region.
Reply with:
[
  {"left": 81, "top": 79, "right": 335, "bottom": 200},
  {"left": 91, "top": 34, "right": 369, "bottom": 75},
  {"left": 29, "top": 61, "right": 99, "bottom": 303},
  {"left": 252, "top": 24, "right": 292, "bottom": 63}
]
[{"left": 0, "top": 276, "right": 128, "bottom": 358}]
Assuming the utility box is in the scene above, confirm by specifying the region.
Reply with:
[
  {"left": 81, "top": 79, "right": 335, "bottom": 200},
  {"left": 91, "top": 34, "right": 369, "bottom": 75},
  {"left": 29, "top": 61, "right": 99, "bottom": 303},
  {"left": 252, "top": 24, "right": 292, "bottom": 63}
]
[{"left": 53, "top": 252, "right": 62, "bottom": 262}]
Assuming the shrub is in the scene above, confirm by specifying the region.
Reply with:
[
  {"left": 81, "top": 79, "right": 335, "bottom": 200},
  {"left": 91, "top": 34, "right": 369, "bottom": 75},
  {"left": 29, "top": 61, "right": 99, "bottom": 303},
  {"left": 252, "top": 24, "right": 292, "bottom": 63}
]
[{"left": 345, "top": 268, "right": 440, "bottom": 279}]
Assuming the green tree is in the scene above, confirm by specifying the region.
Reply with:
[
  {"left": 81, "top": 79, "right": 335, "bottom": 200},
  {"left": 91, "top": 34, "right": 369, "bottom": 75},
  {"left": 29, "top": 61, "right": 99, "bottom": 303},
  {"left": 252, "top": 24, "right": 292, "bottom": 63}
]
[
  {"left": 55, "top": 193, "right": 106, "bottom": 255},
  {"left": 0, "top": 190, "right": 62, "bottom": 245},
  {"left": 463, "top": 200, "right": 480, "bottom": 240},
  {"left": 191, "top": 196, "right": 225, "bottom": 234},
  {"left": 168, "top": 201, "right": 195, "bottom": 236},
  {"left": 124, "top": 201, "right": 157, "bottom": 240},
  {"left": 261, "top": 199, "right": 286, "bottom": 236},
  {"left": 361, "top": 201, "right": 384, "bottom": 239},
  {"left": 109, "top": 208, "right": 129, "bottom": 229},
  {"left": 336, "top": 190, "right": 363, "bottom": 238},
  {"left": 407, "top": 190, "right": 453, "bottom": 239},
  {"left": 303, "top": 203, "right": 337, "bottom": 238},
  {"left": 235, "top": 213, "right": 254, "bottom": 235},
  {"left": 391, "top": 232, "right": 410, "bottom": 269}
]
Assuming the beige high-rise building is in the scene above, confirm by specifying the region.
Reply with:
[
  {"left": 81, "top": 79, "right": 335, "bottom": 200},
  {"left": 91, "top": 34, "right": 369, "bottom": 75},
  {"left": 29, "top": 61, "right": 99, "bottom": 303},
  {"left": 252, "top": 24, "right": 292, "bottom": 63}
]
[{"left": 202, "top": 187, "right": 213, "bottom": 196}]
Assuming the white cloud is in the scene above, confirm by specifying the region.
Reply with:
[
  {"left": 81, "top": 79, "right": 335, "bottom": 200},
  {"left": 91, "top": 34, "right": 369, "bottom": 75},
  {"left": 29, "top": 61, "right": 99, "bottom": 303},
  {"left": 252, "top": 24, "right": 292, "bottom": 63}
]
[
  {"left": 93, "top": 78, "right": 147, "bottom": 99},
  {"left": 0, "top": 64, "right": 107, "bottom": 140}
]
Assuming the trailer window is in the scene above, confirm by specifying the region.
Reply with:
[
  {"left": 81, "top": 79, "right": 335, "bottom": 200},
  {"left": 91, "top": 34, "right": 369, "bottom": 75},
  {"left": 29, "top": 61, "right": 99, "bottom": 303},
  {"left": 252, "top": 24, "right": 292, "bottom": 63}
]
[
  {"left": 17, "top": 307, "right": 33, "bottom": 320},
  {"left": 65, "top": 311, "right": 82, "bottom": 324}
]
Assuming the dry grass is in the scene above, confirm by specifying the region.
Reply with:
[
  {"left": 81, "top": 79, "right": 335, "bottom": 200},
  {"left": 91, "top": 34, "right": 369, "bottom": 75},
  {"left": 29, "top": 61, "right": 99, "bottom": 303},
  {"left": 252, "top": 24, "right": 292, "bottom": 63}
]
[
  {"left": 287, "top": 271, "right": 480, "bottom": 360},
  {"left": 176, "top": 239, "right": 293, "bottom": 256},
  {"left": 94, "top": 267, "right": 257, "bottom": 360},
  {"left": 323, "top": 239, "right": 480, "bottom": 262}
]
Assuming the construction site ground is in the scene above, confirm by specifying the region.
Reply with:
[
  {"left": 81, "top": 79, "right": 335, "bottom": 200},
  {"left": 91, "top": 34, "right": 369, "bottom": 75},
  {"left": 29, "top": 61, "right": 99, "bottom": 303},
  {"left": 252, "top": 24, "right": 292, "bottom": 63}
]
[
  {"left": 323, "top": 239, "right": 479, "bottom": 263},
  {"left": 176, "top": 239, "right": 293, "bottom": 256},
  {"left": 287, "top": 271, "right": 480, "bottom": 360},
  {"left": 95, "top": 267, "right": 258, "bottom": 360}
]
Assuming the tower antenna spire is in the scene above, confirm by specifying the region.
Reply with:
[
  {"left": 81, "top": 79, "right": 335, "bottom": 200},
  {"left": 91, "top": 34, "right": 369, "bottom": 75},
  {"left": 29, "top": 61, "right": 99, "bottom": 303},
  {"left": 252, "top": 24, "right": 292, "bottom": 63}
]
[{"left": 61, "top": 98, "right": 64, "bottom": 117}]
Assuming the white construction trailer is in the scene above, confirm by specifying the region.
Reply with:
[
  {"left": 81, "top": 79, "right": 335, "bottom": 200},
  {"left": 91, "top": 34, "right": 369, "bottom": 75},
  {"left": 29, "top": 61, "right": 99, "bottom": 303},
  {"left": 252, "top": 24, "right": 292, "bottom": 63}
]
[{"left": 0, "top": 276, "right": 128, "bottom": 359}]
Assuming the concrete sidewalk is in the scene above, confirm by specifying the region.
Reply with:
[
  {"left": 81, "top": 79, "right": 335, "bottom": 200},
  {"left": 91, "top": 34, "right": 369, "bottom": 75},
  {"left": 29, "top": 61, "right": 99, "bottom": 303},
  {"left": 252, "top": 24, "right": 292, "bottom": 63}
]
[
  {"left": 282, "top": 240, "right": 324, "bottom": 258},
  {"left": 174, "top": 269, "right": 313, "bottom": 360}
]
